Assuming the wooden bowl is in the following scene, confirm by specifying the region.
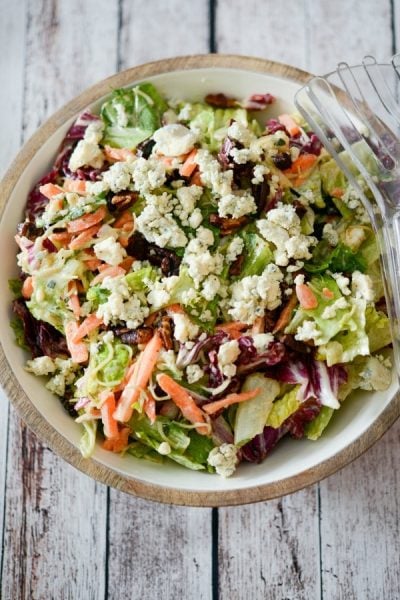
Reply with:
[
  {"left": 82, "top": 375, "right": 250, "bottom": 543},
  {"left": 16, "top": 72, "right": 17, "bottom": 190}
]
[{"left": 1, "top": 55, "right": 398, "bottom": 506}]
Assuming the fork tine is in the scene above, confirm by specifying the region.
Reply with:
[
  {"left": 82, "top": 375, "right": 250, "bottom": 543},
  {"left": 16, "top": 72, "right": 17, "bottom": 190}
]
[{"left": 362, "top": 55, "right": 400, "bottom": 126}]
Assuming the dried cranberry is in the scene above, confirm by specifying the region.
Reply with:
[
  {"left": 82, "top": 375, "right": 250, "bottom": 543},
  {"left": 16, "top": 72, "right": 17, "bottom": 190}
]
[{"left": 272, "top": 152, "right": 292, "bottom": 170}]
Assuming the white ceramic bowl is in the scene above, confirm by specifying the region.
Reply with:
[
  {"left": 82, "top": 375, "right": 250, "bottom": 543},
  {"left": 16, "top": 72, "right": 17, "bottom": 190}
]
[{"left": 1, "top": 55, "right": 398, "bottom": 506}]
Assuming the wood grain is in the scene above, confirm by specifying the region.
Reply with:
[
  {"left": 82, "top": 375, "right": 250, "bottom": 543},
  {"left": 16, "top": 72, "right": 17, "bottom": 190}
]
[
  {"left": 107, "top": 492, "right": 212, "bottom": 600},
  {"left": 218, "top": 487, "right": 320, "bottom": 600},
  {"left": 1, "top": 1, "right": 118, "bottom": 597},
  {"left": 216, "top": 0, "right": 308, "bottom": 69}
]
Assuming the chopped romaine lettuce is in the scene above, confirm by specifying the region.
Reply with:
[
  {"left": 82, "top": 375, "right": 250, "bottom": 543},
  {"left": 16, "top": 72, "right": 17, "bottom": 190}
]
[
  {"left": 234, "top": 374, "right": 279, "bottom": 446},
  {"left": 79, "top": 420, "right": 97, "bottom": 458},
  {"left": 304, "top": 406, "right": 334, "bottom": 440},
  {"left": 266, "top": 386, "right": 300, "bottom": 428}
]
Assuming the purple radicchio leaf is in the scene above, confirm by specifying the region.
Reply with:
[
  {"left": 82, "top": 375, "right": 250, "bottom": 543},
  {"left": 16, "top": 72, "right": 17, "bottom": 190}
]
[
  {"left": 244, "top": 93, "right": 275, "bottom": 110},
  {"left": 236, "top": 341, "right": 286, "bottom": 376},
  {"left": 13, "top": 299, "right": 68, "bottom": 359},
  {"left": 176, "top": 331, "right": 228, "bottom": 369},
  {"left": 266, "top": 118, "right": 288, "bottom": 135}
]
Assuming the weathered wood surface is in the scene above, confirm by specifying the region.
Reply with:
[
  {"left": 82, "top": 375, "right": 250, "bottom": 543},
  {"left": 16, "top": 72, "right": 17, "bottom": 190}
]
[{"left": 1, "top": 0, "right": 399, "bottom": 599}]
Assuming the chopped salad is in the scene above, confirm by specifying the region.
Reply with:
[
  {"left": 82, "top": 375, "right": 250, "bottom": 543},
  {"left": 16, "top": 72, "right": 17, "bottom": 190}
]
[{"left": 10, "top": 83, "right": 392, "bottom": 477}]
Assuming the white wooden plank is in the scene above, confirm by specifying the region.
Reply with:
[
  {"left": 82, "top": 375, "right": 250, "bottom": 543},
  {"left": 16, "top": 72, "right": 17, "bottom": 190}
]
[
  {"left": 119, "top": 0, "right": 210, "bottom": 69},
  {"left": 216, "top": 0, "right": 308, "bottom": 70},
  {"left": 320, "top": 420, "right": 400, "bottom": 599},
  {"left": 394, "top": 0, "right": 400, "bottom": 54},
  {"left": 0, "top": 0, "right": 26, "bottom": 576},
  {"left": 108, "top": 492, "right": 212, "bottom": 600},
  {"left": 306, "top": 0, "right": 393, "bottom": 74},
  {"left": 107, "top": 5, "right": 213, "bottom": 600},
  {"left": 218, "top": 486, "right": 320, "bottom": 600},
  {"left": 1, "top": 0, "right": 118, "bottom": 597}
]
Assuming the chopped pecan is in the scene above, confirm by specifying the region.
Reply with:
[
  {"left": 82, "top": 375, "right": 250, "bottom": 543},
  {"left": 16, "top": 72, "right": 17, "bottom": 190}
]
[
  {"left": 204, "top": 93, "right": 238, "bottom": 108},
  {"left": 209, "top": 213, "right": 249, "bottom": 235},
  {"left": 228, "top": 253, "right": 245, "bottom": 277},
  {"left": 113, "top": 326, "right": 153, "bottom": 345},
  {"left": 157, "top": 316, "right": 174, "bottom": 350},
  {"left": 110, "top": 191, "right": 138, "bottom": 209}
]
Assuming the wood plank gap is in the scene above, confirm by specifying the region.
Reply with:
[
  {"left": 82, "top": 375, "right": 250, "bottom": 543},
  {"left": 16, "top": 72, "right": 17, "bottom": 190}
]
[
  {"left": 0, "top": 403, "right": 10, "bottom": 583},
  {"left": 104, "top": 486, "right": 110, "bottom": 600},
  {"left": 390, "top": 0, "right": 398, "bottom": 54},
  {"left": 212, "top": 507, "right": 219, "bottom": 600},
  {"left": 317, "top": 483, "right": 323, "bottom": 600},
  {"left": 117, "top": 0, "right": 123, "bottom": 72},
  {"left": 209, "top": 0, "right": 217, "bottom": 53}
]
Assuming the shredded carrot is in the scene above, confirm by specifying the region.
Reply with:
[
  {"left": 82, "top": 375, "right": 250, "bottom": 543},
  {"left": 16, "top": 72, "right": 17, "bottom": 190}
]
[
  {"left": 179, "top": 148, "right": 198, "bottom": 177},
  {"left": 63, "top": 179, "right": 87, "bottom": 194},
  {"left": 68, "top": 281, "right": 81, "bottom": 319},
  {"left": 252, "top": 316, "right": 265, "bottom": 335},
  {"left": 156, "top": 373, "right": 209, "bottom": 435},
  {"left": 21, "top": 276, "right": 34, "bottom": 300},
  {"left": 72, "top": 313, "right": 103, "bottom": 343},
  {"left": 100, "top": 392, "right": 119, "bottom": 439},
  {"left": 215, "top": 322, "right": 248, "bottom": 339},
  {"left": 113, "top": 210, "right": 134, "bottom": 228},
  {"left": 118, "top": 234, "right": 131, "bottom": 248},
  {"left": 50, "top": 231, "right": 73, "bottom": 247},
  {"left": 284, "top": 154, "right": 318, "bottom": 178},
  {"left": 67, "top": 206, "right": 107, "bottom": 233},
  {"left": 102, "top": 426, "right": 130, "bottom": 453},
  {"left": 68, "top": 223, "right": 102, "bottom": 250},
  {"left": 83, "top": 258, "right": 104, "bottom": 271},
  {"left": 296, "top": 283, "right": 318, "bottom": 310},
  {"left": 278, "top": 114, "right": 301, "bottom": 137},
  {"left": 119, "top": 256, "right": 134, "bottom": 272},
  {"left": 65, "top": 321, "right": 88, "bottom": 363},
  {"left": 39, "top": 183, "right": 64, "bottom": 199},
  {"left": 143, "top": 391, "right": 156, "bottom": 424},
  {"left": 190, "top": 170, "right": 203, "bottom": 186},
  {"left": 104, "top": 145, "right": 135, "bottom": 162},
  {"left": 273, "top": 293, "right": 298, "bottom": 333},
  {"left": 91, "top": 265, "right": 125, "bottom": 285},
  {"left": 322, "top": 287, "right": 335, "bottom": 299},
  {"left": 113, "top": 332, "right": 163, "bottom": 423},
  {"left": 166, "top": 303, "right": 185, "bottom": 314},
  {"left": 331, "top": 187, "right": 344, "bottom": 198},
  {"left": 203, "top": 388, "right": 261, "bottom": 415}
]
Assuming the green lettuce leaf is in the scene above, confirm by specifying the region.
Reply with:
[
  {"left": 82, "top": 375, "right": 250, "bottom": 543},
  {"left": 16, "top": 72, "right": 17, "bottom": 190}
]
[
  {"left": 79, "top": 420, "right": 97, "bottom": 459},
  {"left": 86, "top": 284, "right": 110, "bottom": 309},
  {"left": 365, "top": 306, "right": 392, "bottom": 352},
  {"left": 8, "top": 278, "right": 23, "bottom": 298},
  {"left": 239, "top": 232, "right": 273, "bottom": 278},
  {"left": 96, "top": 342, "right": 131, "bottom": 386},
  {"left": 234, "top": 374, "right": 280, "bottom": 446},
  {"left": 305, "top": 241, "right": 366, "bottom": 274},
  {"left": 266, "top": 386, "right": 300, "bottom": 429},
  {"left": 10, "top": 316, "right": 28, "bottom": 349},
  {"left": 304, "top": 406, "right": 334, "bottom": 440}
]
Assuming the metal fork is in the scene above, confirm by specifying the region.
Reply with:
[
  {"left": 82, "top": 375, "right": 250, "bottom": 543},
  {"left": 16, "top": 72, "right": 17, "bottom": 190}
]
[{"left": 294, "top": 55, "right": 400, "bottom": 372}]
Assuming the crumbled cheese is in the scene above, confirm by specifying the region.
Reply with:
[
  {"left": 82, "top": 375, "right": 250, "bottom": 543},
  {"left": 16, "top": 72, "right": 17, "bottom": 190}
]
[
  {"left": 194, "top": 149, "right": 233, "bottom": 197},
  {"left": 267, "top": 203, "right": 301, "bottom": 234},
  {"left": 227, "top": 121, "right": 255, "bottom": 146},
  {"left": 171, "top": 312, "right": 199, "bottom": 343},
  {"left": 218, "top": 339, "right": 240, "bottom": 378},
  {"left": 228, "top": 264, "right": 283, "bottom": 325},
  {"left": 86, "top": 180, "right": 110, "bottom": 196},
  {"left": 157, "top": 349, "right": 183, "bottom": 379},
  {"left": 136, "top": 192, "right": 188, "bottom": 248},
  {"left": 218, "top": 190, "right": 257, "bottom": 219},
  {"left": 147, "top": 276, "right": 178, "bottom": 309},
  {"left": 252, "top": 333, "right": 274, "bottom": 353},
  {"left": 102, "top": 330, "right": 115, "bottom": 344},
  {"left": 201, "top": 275, "right": 221, "bottom": 301},
  {"left": 226, "top": 237, "right": 244, "bottom": 263},
  {"left": 96, "top": 275, "right": 149, "bottom": 328},
  {"left": 351, "top": 271, "right": 375, "bottom": 301},
  {"left": 207, "top": 443, "right": 238, "bottom": 477},
  {"left": 188, "top": 208, "right": 203, "bottom": 229},
  {"left": 93, "top": 237, "right": 126, "bottom": 266},
  {"left": 321, "top": 297, "right": 348, "bottom": 319},
  {"left": 153, "top": 124, "right": 197, "bottom": 156},
  {"left": 251, "top": 164, "right": 269, "bottom": 185},
  {"left": 359, "top": 356, "right": 392, "bottom": 391},
  {"left": 26, "top": 356, "right": 56, "bottom": 376},
  {"left": 182, "top": 227, "right": 224, "bottom": 287},
  {"left": 294, "top": 273, "right": 305, "bottom": 286},
  {"left": 130, "top": 157, "right": 167, "bottom": 194},
  {"left": 102, "top": 162, "right": 131, "bottom": 193},
  {"left": 157, "top": 442, "right": 171, "bottom": 455},
  {"left": 331, "top": 272, "right": 351, "bottom": 296},
  {"left": 295, "top": 320, "right": 322, "bottom": 343},
  {"left": 186, "top": 364, "right": 204, "bottom": 384},
  {"left": 322, "top": 222, "right": 339, "bottom": 247},
  {"left": 174, "top": 185, "right": 203, "bottom": 225},
  {"left": 45, "top": 358, "right": 79, "bottom": 397},
  {"left": 68, "top": 121, "right": 104, "bottom": 172}
]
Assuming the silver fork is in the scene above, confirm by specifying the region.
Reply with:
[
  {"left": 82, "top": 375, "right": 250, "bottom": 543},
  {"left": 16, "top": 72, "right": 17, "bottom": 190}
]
[{"left": 294, "top": 55, "right": 400, "bottom": 372}]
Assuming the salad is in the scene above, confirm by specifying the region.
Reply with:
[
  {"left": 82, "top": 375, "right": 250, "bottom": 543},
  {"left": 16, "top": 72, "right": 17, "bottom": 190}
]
[{"left": 10, "top": 82, "right": 392, "bottom": 477}]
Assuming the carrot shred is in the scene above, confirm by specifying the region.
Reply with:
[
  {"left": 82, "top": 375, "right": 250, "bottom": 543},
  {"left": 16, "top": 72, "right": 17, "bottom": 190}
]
[
  {"left": 103, "top": 145, "right": 135, "bottom": 162},
  {"left": 67, "top": 206, "right": 107, "bottom": 233},
  {"left": 296, "top": 283, "right": 318, "bottom": 310},
  {"left": 190, "top": 170, "right": 203, "bottom": 186},
  {"left": 84, "top": 258, "right": 104, "bottom": 271},
  {"left": 65, "top": 321, "right": 88, "bottom": 363},
  {"left": 322, "top": 287, "right": 335, "bottom": 299},
  {"left": 113, "top": 332, "right": 163, "bottom": 423},
  {"left": 331, "top": 187, "right": 345, "bottom": 198},
  {"left": 72, "top": 313, "right": 103, "bottom": 343},
  {"left": 50, "top": 231, "right": 73, "bottom": 247},
  {"left": 283, "top": 154, "right": 318, "bottom": 177},
  {"left": 91, "top": 265, "right": 125, "bottom": 285},
  {"left": 157, "top": 373, "right": 209, "bottom": 435},
  {"left": 143, "top": 392, "right": 156, "bottom": 424},
  {"left": 273, "top": 293, "right": 298, "bottom": 333},
  {"left": 39, "top": 183, "right": 64, "bottom": 199},
  {"left": 203, "top": 388, "right": 261, "bottom": 415},
  {"left": 63, "top": 179, "right": 87, "bottom": 194},
  {"left": 215, "top": 322, "right": 248, "bottom": 339},
  {"left": 278, "top": 114, "right": 301, "bottom": 137},
  {"left": 68, "top": 223, "right": 101, "bottom": 250},
  {"left": 119, "top": 256, "right": 134, "bottom": 271},
  {"left": 21, "top": 276, "right": 34, "bottom": 300},
  {"left": 113, "top": 210, "right": 134, "bottom": 228},
  {"left": 179, "top": 148, "right": 198, "bottom": 177},
  {"left": 100, "top": 392, "right": 119, "bottom": 439},
  {"left": 102, "top": 426, "right": 130, "bottom": 453},
  {"left": 166, "top": 303, "right": 185, "bottom": 314},
  {"left": 251, "top": 316, "right": 265, "bottom": 335},
  {"left": 68, "top": 281, "right": 81, "bottom": 319}
]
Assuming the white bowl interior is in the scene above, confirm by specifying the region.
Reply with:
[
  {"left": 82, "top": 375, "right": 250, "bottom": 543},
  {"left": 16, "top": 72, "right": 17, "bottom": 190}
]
[{"left": 1, "top": 67, "right": 397, "bottom": 493}]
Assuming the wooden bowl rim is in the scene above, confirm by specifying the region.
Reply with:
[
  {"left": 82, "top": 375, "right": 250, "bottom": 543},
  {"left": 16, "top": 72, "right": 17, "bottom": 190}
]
[{"left": 1, "top": 53, "right": 398, "bottom": 507}]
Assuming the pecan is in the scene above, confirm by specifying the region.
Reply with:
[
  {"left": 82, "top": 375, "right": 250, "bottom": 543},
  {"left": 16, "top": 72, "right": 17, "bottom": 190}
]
[
  {"left": 110, "top": 191, "right": 138, "bottom": 209},
  {"left": 157, "top": 316, "right": 174, "bottom": 350},
  {"left": 113, "top": 326, "right": 153, "bottom": 345},
  {"left": 209, "top": 213, "right": 249, "bottom": 235},
  {"left": 204, "top": 93, "right": 238, "bottom": 108},
  {"left": 228, "top": 253, "right": 245, "bottom": 277}
]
